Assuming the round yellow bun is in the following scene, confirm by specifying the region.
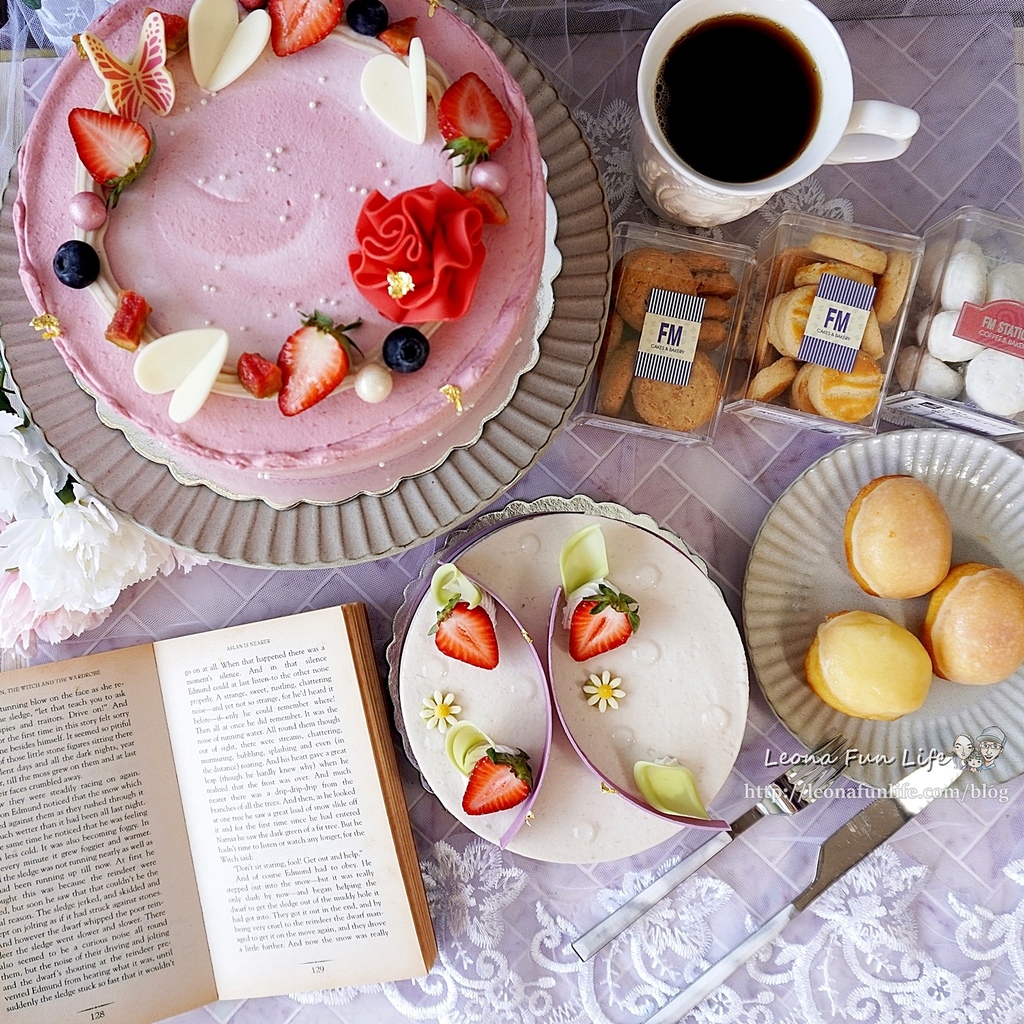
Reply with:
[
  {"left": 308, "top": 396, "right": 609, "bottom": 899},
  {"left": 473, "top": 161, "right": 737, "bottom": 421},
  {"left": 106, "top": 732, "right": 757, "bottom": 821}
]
[
  {"left": 922, "top": 562, "right": 1024, "bottom": 685},
  {"left": 844, "top": 475, "right": 952, "bottom": 599},
  {"left": 805, "top": 610, "right": 933, "bottom": 720}
]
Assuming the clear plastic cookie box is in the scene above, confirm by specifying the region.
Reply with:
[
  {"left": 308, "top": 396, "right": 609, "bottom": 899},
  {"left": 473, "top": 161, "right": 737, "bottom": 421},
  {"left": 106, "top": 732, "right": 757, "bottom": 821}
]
[
  {"left": 725, "top": 211, "right": 923, "bottom": 435},
  {"left": 884, "top": 207, "right": 1024, "bottom": 439},
  {"left": 573, "top": 221, "right": 755, "bottom": 446}
]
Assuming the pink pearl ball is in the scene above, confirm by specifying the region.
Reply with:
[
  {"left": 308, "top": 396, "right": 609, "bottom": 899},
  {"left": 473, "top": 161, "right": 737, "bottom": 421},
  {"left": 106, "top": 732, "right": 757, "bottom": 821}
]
[
  {"left": 69, "top": 191, "right": 107, "bottom": 231},
  {"left": 470, "top": 161, "right": 509, "bottom": 196}
]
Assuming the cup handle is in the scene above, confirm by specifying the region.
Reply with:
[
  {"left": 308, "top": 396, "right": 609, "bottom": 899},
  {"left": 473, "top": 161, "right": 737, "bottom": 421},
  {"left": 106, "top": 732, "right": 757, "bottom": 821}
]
[{"left": 823, "top": 100, "right": 921, "bottom": 165}]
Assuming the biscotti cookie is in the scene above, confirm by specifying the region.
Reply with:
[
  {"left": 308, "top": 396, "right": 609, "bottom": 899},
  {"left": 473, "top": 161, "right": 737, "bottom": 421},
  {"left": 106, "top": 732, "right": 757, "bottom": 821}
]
[
  {"left": 873, "top": 248, "right": 913, "bottom": 324},
  {"left": 769, "top": 285, "right": 816, "bottom": 357},
  {"left": 747, "top": 357, "right": 798, "bottom": 402},
  {"left": 861, "top": 310, "right": 884, "bottom": 359},
  {"left": 808, "top": 233, "right": 888, "bottom": 275},
  {"left": 631, "top": 352, "right": 720, "bottom": 432},
  {"left": 615, "top": 248, "right": 696, "bottom": 330},
  {"left": 793, "top": 260, "right": 876, "bottom": 289}
]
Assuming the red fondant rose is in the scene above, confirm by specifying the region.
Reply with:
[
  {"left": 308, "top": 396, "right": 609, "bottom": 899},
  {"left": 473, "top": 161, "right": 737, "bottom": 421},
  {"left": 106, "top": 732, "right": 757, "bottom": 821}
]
[{"left": 348, "top": 181, "right": 486, "bottom": 324}]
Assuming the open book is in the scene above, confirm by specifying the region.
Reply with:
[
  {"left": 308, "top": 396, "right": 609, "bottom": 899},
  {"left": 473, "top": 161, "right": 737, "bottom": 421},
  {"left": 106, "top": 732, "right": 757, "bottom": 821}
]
[{"left": 0, "top": 604, "right": 436, "bottom": 1024}]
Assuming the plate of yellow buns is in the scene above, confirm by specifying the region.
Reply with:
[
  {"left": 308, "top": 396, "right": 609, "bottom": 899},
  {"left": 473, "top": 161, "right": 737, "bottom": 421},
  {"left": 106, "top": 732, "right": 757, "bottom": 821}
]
[{"left": 744, "top": 428, "right": 1024, "bottom": 787}]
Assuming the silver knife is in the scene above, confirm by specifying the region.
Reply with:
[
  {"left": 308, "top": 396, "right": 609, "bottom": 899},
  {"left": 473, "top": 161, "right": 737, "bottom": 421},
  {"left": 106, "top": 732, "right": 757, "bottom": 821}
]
[{"left": 643, "top": 757, "right": 964, "bottom": 1024}]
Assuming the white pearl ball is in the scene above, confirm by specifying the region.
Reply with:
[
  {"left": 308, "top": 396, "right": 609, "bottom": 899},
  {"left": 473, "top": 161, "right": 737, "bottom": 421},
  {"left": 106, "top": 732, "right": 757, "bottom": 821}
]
[{"left": 354, "top": 363, "right": 393, "bottom": 403}]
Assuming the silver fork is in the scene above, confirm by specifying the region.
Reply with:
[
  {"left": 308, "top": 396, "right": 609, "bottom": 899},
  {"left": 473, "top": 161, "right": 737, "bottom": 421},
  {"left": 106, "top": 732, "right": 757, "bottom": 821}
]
[{"left": 571, "top": 735, "right": 850, "bottom": 961}]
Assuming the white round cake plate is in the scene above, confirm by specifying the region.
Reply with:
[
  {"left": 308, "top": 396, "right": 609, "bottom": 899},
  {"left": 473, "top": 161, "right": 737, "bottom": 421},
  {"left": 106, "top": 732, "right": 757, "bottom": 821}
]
[
  {"left": 744, "top": 428, "right": 1024, "bottom": 788},
  {"left": 387, "top": 495, "right": 749, "bottom": 865},
  {"left": 0, "top": 2, "right": 610, "bottom": 567}
]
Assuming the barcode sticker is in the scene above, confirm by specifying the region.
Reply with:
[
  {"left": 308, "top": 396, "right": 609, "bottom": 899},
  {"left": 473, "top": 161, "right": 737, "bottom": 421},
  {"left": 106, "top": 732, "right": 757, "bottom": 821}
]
[
  {"left": 635, "top": 287, "right": 706, "bottom": 387},
  {"left": 797, "top": 273, "right": 877, "bottom": 372}
]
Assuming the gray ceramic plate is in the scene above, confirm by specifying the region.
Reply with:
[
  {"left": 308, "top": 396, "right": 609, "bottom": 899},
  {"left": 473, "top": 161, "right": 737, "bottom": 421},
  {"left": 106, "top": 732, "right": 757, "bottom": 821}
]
[
  {"left": 744, "top": 428, "right": 1024, "bottom": 788},
  {"left": 0, "top": 3, "right": 610, "bottom": 568}
]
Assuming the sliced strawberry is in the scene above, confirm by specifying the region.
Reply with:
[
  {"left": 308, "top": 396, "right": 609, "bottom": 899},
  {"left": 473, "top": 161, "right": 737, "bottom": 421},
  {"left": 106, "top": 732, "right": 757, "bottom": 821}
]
[
  {"left": 267, "top": 0, "right": 341, "bottom": 56},
  {"left": 277, "top": 311, "right": 360, "bottom": 416},
  {"left": 568, "top": 584, "right": 640, "bottom": 662},
  {"left": 436, "top": 73, "right": 512, "bottom": 166},
  {"left": 378, "top": 15, "right": 417, "bottom": 55},
  {"left": 105, "top": 290, "right": 151, "bottom": 350},
  {"left": 461, "top": 186, "right": 509, "bottom": 226},
  {"left": 430, "top": 598, "right": 499, "bottom": 669},
  {"left": 238, "top": 0, "right": 269, "bottom": 10},
  {"left": 237, "top": 351, "right": 282, "bottom": 398},
  {"left": 143, "top": 7, "right": 189, "bottom": 52},
  {"left": 462, "top": 748, "right": 532, "bottom": 815},
  {"left": 68, "top": 108, "right": 152, "bottom": 209}
]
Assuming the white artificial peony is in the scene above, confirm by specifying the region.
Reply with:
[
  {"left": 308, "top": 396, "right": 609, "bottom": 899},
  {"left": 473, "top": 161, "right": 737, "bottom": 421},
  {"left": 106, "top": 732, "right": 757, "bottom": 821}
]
[{"left": 0, "top": 416, "right": 204, "bottom": 654}]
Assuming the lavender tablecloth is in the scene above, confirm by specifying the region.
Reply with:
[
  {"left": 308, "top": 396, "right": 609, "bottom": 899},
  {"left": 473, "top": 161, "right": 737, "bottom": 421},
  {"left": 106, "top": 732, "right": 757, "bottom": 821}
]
[{"left": 4, "top": 3, "right": 1024, "bottom": 1022}]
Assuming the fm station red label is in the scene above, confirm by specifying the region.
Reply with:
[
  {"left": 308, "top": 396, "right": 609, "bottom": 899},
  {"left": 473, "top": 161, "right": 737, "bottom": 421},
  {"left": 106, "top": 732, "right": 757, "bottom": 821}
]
[{"left": 955, "top": 299, "right": 1024, "bottom": 360}]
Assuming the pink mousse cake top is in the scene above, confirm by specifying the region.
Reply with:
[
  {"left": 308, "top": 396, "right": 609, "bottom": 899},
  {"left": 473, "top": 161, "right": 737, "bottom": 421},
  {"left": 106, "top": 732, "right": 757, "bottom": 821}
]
[{"left": 15, "top": 0, "right": 546, "bottom": 502}]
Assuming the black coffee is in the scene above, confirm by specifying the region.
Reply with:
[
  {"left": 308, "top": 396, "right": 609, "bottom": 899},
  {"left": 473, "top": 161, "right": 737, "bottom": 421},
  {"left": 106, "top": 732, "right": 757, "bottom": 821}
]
[{"left": 654, "top": 14, "right": 821, "bottom": 183}]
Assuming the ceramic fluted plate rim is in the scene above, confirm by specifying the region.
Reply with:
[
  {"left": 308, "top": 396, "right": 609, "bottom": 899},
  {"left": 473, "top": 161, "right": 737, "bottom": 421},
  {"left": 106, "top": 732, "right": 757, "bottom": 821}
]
[
  {"left": 744, "top": 428, "right": 1024, "bottom": 788},
  {"left": 386, "top": 495, "right": 748, "bottom": 864},
  {"left": 0, "top": 1, "right": 611, "bottom": 568}
]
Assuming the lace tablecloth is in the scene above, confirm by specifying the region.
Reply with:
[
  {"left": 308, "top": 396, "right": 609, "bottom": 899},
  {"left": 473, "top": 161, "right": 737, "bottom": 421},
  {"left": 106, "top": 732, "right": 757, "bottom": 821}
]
[{"left": 5, "top": 2, "right": 1024, "bottom": 1022}]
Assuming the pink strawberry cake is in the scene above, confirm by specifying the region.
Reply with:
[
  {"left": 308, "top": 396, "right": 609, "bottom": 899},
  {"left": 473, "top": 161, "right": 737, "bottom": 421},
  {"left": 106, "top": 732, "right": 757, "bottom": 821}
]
[{"left": 14, "top": 0, "right": 548, "bottom": 506}]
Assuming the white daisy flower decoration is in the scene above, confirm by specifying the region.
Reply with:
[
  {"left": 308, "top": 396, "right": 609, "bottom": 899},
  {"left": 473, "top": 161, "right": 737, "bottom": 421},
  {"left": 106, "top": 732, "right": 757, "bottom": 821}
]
[
  {"left": 583, "top": 670, "right": 625, "bottom": 713},
  {"left": 420, "top": 690, "right": 462, "bottom": 732}
]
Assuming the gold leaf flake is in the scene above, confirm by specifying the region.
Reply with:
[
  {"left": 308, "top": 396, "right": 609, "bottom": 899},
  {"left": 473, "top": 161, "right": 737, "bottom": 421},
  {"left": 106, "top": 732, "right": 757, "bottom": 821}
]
[
  {"left": 387, "top": 269, "right": 415, "bottom": 299},
  {"left": 30, "top": 313, "right": 62, "bottom": 340},
  {"left": 440, "top": 383, "right": 463, "bottom": 413},
  {"left": 601, "top": 782, "right": 617, "bottom": 794}
]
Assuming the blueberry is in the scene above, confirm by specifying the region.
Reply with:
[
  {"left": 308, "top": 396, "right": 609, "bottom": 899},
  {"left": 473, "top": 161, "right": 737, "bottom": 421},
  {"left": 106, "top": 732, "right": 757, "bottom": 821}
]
[
  {"left": 346, "top": 0, "right": 388, "bottom": 35},
  {"left": 53, "top": 239, "right": 100, "bottom": 289},
  {"left": 382, "top": 326, "right": 429, "bottom": 373}
]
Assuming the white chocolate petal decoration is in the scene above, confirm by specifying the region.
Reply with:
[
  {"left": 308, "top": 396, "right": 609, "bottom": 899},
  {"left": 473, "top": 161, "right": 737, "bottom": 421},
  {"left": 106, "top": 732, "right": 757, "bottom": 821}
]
[
  {"left": 360, "top": 38, "right": 428, "bottom": 144},
  {"left": 134, "top": 328, "right": 230, "bottom": 423},
  {"left": 410, "top": 38, "right": 427, "bottom": 144},
  {"left": 189, "top": 0, "right": 270, "bottom": 93}
]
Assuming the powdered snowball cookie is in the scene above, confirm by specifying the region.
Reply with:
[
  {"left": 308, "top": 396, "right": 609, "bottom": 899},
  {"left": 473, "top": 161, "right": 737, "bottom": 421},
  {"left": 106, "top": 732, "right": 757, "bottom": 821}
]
[
  {"left": 927, "top": 309, "right": 985, "bottom": 362},
  {"left": 895, "top": 346, "right": 920, "bottom": 390},
  {"left": 952, "top": 239, "right": 985, "bottom": 259},
  {"left": 940, "top": 250, "right": 987, "bottom": 309},
  {"left": 895, "top": 347, "right": 964, "bottom": 398},
  {"left": 987, "top": 263, "right": 1024, "bottom": 303},
  {"left": 915, "top": 313, "right": 930, "bottom": 346},
  {"left": 917, "top": 351, "right": 965, "bottom": 398},
  {"left": 964, "top": 348, "right": 1024, "bottom": 416}
]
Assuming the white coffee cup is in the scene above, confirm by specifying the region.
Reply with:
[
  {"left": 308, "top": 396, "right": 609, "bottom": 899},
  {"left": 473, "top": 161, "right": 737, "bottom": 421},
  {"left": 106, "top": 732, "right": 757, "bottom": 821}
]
[{"left": 633, "top": 0, "right": 921, "bottom": 227}]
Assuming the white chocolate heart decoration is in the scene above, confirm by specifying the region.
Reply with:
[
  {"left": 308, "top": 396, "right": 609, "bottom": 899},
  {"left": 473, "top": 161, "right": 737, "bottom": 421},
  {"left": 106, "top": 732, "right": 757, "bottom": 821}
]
[
  {"left": 189, "top": 0, "right": 270, "bottom": 93},
  {"left": 360, "top": 37, "right": 427, "bottom": 144},
  {"left": 134, "top": 328, "right": 230, "bottom": 423}
]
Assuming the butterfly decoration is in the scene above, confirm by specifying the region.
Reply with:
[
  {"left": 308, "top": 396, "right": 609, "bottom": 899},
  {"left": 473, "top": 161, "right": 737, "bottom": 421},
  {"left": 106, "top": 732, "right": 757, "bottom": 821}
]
[{"left": 80, "top": 10, "right": 176, "bottom": 122}]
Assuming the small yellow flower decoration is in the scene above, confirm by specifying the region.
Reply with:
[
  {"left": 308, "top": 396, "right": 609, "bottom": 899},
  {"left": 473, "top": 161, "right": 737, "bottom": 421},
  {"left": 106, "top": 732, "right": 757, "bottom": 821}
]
[
  {"left": 583, "top": 670, "right": 625, "bottom": 713},
  {"left": 420, "top": 690, "right": 461, "bottom": 732}
]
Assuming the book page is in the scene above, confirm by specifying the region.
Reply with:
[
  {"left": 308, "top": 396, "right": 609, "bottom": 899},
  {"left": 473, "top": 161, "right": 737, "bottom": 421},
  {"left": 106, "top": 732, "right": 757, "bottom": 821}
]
[
  {"left": 0, "top": 646, "right": 217, "bottom": 1024},
  {"left": 154, "top": 606, "right": 429, "bottom": 999}
]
